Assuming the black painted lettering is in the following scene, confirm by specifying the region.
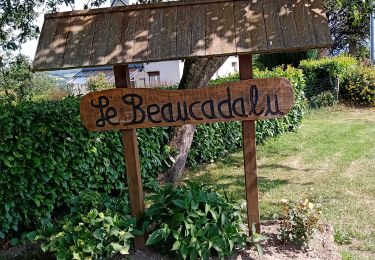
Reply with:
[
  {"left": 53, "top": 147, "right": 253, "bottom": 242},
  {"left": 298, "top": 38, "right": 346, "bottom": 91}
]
[
  {"left": 232, "top": 97, "right": 247, "bottom": 117},
  {"left": 218, "top": 87, "right": 235, "bottom": 119},
  {"left": 189, "top": 101, "right": 203, "bottom": 120},
  {"left": 176, "top": 101, "right": 189, "bottom": 121},
  {"left": 122, "top": 94, "right": 146, "bottom": 124},
  {"left": 161, "top": 103, "right": 176, "bottom": 122},
  {"left": 201, "top": 99, "right": 217, "bottom": 119},
  {"left": 249, "top": 85, "right": 264, "bottom": 116},
  {"left": 147, "top": 104, "right": 162, "bottom": 123},
  {"left": 274, "top": 95, "right": 284, "bottom": 115},
  {"left": 265, "top": 94, "right": 284, "bottom": 116},
  {"left": 90, "top": 96, "right": 119, "bottom": 127}
]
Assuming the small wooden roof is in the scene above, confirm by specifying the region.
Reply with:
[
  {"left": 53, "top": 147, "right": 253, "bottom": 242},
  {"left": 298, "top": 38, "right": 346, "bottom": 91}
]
[{"left": 33, "top": 0, "right": 332, "bottom": 71}]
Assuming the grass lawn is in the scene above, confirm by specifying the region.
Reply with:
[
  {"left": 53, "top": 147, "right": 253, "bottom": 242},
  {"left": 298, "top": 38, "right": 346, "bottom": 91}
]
[{"left": 184, "top": 106, "right": 375, "bottom": 260}]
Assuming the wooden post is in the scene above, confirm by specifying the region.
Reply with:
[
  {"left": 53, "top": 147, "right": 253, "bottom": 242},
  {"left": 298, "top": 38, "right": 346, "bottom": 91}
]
[
  {"left": 114, "top": 65, "right": 145, "bottom": 249},
  {"left": 239, "top": 54, "right": 261, "bottom": 234}
]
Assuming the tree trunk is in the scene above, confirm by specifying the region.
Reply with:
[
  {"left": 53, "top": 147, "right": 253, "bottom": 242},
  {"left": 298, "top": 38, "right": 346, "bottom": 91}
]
[
  {"left": 348, "top": 40, "right": 358, "bottom": 57},
  {"left": 157, "top": 56, "right": 227, "bottom": 184}
]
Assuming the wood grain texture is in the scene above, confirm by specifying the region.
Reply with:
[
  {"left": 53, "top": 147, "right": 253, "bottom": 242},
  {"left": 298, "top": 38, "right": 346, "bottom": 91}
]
[
  {"left": 80, "top": 78, "right": 295, "bottom": 131},
  {"left": 239, "top": 54, "right": 261, "bottom": 234},
  {"left": 277, "top": 0, "right": 300, "bottom": 49},
  {"left": 120, "top": 9, "right": 150, "bottom": 62},
  {"left": 308, "top": 0, "right": 332, "bottom": 45},
  {"left": 176, "top": 5, "right": 206, "bottom": 56},
  {"left": 293, "top": 0, "right": 317, "bottom": 47},
  {"left": 234, "top": 0, "right": 268, "bottom": 53},
  {"left": 105, "top": 12, "right": 125, "bottom": 65},
  {"left": 43, "top": 17, "right": 71, "bottom": 68},
  {"left": 62, "top": 15, "right": 95, "bottom": 67},
  {"left": 33, "top": 18, "right": 58, "bottom": 69},
  {"left": 205, "top": 2, "right": 236, "bottom": 55},
  {"left": 263, "top": 0, "right": 285, "bottom": 50},
  {"left": 114, "top": 65, "right": 145, "bottom": 249},
  {"left": 89, "top": 13, "right": 111, "bottom": 65},
  {"left": 33, "top": 0, "right": 332, "bottom": 71}
]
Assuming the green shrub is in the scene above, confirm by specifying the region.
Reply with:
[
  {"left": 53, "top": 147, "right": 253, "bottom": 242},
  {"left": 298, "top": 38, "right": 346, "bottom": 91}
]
[
  {"left": 299, "top": 55, "right": 357, "bottom": 98},
  {"left": 341, "top": 66, "right": 375, "bottom": 107},
  {"left": 68, "top": 191, "right": 130, "bottom": 216},
  {"left": 86, "top": 72, "right": 113, "bottom": 93},
  {"left": 0, "top": 97, "right": 168, "bottom": 236},
  {"left": 278, "top": 199, "right": 322, "bottom": 248},
  {"left": 144, "top": 183, "right": 247, "bottom": 259},
  {"left": 309, "top": 91, "right": 337, "bottom": 109},
  {"left": 41, "top": 208, "right": 135, "bottom": 259}
]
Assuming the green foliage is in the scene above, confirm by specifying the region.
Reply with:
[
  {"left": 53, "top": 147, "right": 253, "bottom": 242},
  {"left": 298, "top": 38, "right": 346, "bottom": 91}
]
[
  {"left": 324, "top": 0, "right": 375, "bottom": 55},
  {"left": 0, "top": 54, "right": 68, "bottom": 102},
  {"left": 41, "top": 208, "right": 135, "bottom": 259},
  {"left": 144, "top": 183, "right": 247, "bottom": 259},
  {"left": 278, "top": 199, "right": 322, "bottom": 248},
  {"left": 0, "top": 54, "right": 33, "bottom": 101},
  {"left": 0, "top": 96, "right": 168, "bottom": 237},
  {"left": 334, "top": 230, "right": 352, "bottom": 245},
  {"left": 309, "top": 91, "right": 337, "bottom": 109},
  {"left": 299, "top": 55, "right": 357, "bottom": 97},
  {"left": 68, "top": 191, "right": 131, "bottom": 216},
  {"left": 341, "top": 66, "right": 375, "bottom": 107},
  {"left": 249, "top": 224, "right": 267, "bottom": 257},
  {"left": 86, "top": 73, "right": 113, "bottom": 92},
  {"left": 188, "top": 122, "right": 242, "bottom": 166},
  {"left": 254, "top": 50, "right": 318, "bottom": 70}
]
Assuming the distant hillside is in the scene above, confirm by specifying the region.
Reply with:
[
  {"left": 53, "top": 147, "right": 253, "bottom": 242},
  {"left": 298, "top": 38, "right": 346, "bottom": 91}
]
[{"left": 49, "top": 69, "right": 80, "bottom": 84}]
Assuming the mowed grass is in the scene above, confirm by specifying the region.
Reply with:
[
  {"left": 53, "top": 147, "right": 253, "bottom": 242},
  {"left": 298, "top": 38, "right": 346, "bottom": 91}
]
[{"left": 184, "top": 106, "right": 375, "bottom": 260}]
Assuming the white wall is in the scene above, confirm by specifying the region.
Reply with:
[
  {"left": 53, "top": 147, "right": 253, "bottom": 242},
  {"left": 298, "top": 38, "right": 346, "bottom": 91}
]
[
  {"left": 143, "top": 60, "right": 183, "bottom": 86},
  {"left": 141, "top": 57, "right": 239, "bottom": 86},
  {"left": 211, "top": 56, "right": 239, "bottom": 79}
]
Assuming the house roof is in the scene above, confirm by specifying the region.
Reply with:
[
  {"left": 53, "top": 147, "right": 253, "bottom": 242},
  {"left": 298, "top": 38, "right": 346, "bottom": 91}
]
[
  {"left": 67, "top": 65, "right": 142, "bottom": 85},
  {"left": 111, "top": 0, "right": 128, "bottom": 7},
  {"left": 33, "top": 0, "right": 332, "bottom": 71}
]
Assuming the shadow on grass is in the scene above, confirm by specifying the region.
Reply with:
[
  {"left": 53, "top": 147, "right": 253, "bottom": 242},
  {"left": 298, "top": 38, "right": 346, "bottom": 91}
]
[
  {"left": 259, "top": 177, "right": 288, "bottom": 193},
  {"left": 259, "top": 163, "right": 314, "bottom": 173}
]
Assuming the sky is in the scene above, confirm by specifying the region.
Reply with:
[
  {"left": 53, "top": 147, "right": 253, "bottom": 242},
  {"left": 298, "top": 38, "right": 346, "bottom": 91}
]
[{"left": 20, "top": 0, "right": 113, "bottom": 59}]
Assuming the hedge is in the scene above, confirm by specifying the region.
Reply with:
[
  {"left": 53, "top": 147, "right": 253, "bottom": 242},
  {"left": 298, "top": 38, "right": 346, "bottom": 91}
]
[
  {"left": 341, "top": 66, "right": 375, "bottom": 107},
  {"left": 0, "top": 66, "right": 306, "bottom": 237},
  {"left": 299, "top": 55, "right": 357, "bottom": 98}
]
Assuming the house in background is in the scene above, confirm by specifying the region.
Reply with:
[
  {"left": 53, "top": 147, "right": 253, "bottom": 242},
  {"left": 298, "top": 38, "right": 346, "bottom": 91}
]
[{"left": 67, "top": 64, "right": 145, "bottom": 94}]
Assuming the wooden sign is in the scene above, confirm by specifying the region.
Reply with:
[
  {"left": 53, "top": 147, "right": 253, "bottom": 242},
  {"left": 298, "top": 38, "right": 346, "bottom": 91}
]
[{"left": 80, "top": 78, "right": 294, "bottom": 131}]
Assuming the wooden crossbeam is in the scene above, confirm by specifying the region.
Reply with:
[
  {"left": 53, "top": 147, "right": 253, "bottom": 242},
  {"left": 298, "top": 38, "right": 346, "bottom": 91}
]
[{"left": 33, "top": 0, "right": 332, "bottom": 71}]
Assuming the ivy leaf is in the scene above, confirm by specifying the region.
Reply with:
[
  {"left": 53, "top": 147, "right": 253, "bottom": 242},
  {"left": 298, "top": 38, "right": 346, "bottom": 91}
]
[
  {"left": 10, "top": 237, "right": 19, "bottom": 246},
  {"left": 110, "top": 242, "right": 123, "bottom": 252},
  {"left": 146, "top": 229, "right": 164, "bottom": 245},
  {"left": 25, "top": 231, "right": 37, "bottom": 241},
  {"left": 171, "top": 240, "right": 181, "bottom": 251}
]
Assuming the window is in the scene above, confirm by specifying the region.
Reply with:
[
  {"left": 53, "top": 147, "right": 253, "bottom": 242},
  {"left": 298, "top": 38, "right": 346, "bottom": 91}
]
[
  {"left": 231, "top": 62, "right": 238, "bottom": 72},
  {"left": 130, "top": 80, "right": 136, "bottom": 88},
  {"left": 138, "top": 78, "right": 146, "bottom": 87},
  {"left": 148, "top": 71, "right": 160, "bottom": 85}
]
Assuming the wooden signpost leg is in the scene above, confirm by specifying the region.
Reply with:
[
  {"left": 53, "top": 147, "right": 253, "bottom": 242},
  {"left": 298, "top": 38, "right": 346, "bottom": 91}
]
[
  {"left": 114, "top": 65, "right": 146, "bottom": 249},
  {"left": 239, "top": 54, "right": 261, "bottom": 234}
]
